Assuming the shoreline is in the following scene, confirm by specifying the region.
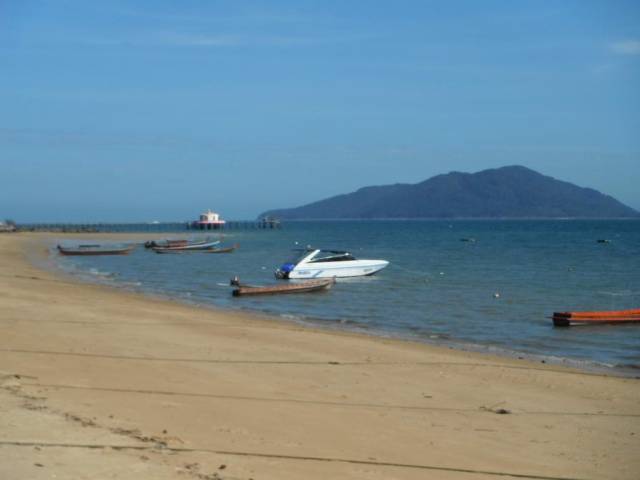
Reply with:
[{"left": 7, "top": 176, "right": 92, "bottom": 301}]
[
  {"left": 28, "top": 233, "right": 560, "bottom": 372},
  {"left": 37, "top": 233, "right": 635, "bottom": 378},
  {"left": 2, "top": 232, "right": 639, "bottom": 479}
]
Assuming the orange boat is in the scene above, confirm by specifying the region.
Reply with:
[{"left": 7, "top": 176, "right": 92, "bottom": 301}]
[{"left": 552, "top": 309, "right": 640, "bottom": 326}]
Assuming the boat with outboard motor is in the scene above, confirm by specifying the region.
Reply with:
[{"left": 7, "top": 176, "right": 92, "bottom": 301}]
[{"left": 275, "top": 248, "right": 389, "bottom": 279}]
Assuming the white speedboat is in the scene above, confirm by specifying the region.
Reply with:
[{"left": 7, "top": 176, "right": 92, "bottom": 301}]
[{"left": 275, "top": 249, "right": 389, "bottom": 279}]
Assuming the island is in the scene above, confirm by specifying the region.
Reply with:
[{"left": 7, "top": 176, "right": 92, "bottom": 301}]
[{"left": 260, "top": 165, "right": 639, "bottom": 219}]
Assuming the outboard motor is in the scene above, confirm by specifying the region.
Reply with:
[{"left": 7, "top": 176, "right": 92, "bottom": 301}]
[{"left": 275, "top": 263, "right": 295, "bottom": 279}]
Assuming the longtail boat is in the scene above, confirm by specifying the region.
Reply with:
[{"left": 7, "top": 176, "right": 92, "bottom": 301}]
[
  {"left": 145, "top": 238, "right": 217, "bottom": 249},
  {"left": 144, "top": 239, "right": 189, "bottom": 249},
  {"left": 231, "top": 277, "right": 335, "bottom": 296},
  {"left": 57, "top": 244, "right": 135, "bottom": 256},
  {"left": 154, "top": 243, "right": 238, "bottom": 254},
  {"left": 151, "top": 239, "right": 220, "bottom": 253},
  {"left": 552, "top": 308, "right": 640, "bottom": 327},
  {"left": 203, "top": 243, "right": 239, "bottom": 254}
]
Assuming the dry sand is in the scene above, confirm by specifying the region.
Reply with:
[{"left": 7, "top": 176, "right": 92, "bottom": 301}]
[{"left": 1, "top": 233, "right": 639, "bottom": 480}]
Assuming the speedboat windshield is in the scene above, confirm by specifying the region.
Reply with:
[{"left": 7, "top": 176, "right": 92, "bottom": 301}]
[
  {"left": 286, "top": 249, "right": 313, "bottom": 264},
  {"left": 308, "top": 250, "right": 356, "bottom": 263}
]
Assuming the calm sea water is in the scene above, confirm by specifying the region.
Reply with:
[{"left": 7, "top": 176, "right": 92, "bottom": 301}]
[{"left": 49, "top": 220, "right": 640, "bottom": 373}]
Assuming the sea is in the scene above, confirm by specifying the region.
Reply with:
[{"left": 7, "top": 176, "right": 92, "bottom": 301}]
[{"left": 46, "top": 220, "right": 640, "bottom": 375}]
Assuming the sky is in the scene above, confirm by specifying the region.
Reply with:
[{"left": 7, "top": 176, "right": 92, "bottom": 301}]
[{"left": 1, "top": 0, "right": 639, "bottom": 222}]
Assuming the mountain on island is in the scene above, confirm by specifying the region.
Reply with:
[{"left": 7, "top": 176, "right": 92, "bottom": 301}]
[{"left": 260, "top": 166, "right": 639, "bottom": 219}]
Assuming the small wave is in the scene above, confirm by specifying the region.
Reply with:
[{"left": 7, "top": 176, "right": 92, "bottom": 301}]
[
  {"left": 278, "top": 312, "right": 362, "bottom": 329},
  {"left": 89, "top": 268, "right": 115, "bottom": 278},
  {"left": 280, "top": 313, "right": 303, "bottom": 321},
  {"left": 337, "top": 318, "right": 360, "bottom": 326},
  {"left": 596, "top": 290, "right": 640, "bottom": 297},
  {"left": 615, "top": 363, "right": 640, "bottom": 372},
  {"left": 445, "top": 340, "right": 619, "bottom": 373}
]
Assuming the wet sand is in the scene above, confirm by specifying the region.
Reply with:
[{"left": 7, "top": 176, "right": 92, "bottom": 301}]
[{"left": 1, "top": 233, "right": 639, "bottom": 480}]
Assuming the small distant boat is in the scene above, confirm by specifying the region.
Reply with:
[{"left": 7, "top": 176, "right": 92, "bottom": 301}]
[
  {"left": 151, "top": 239, "right": 221, "bottom": 253},
  {"left": 275, "top": 248, "right": 389, "bottom": 279},
  {"left": 154, "top": 243, "right": 238, "bottom": 254},
  {"left": 57, "top": 244, "right": 135, "bottom": 256},
  {"left": 231, "top": 277, "right": 335, "bottom": 296},
  {"left": 552, "top": 308, "right": 640, "bottom": 326}
]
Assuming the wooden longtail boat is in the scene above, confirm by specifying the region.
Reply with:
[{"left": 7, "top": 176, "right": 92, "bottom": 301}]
[
  {"left": 57, "top": 244, "right": 135, "bottom": 256},
  {"left": 552, "top": 308, "right": 640, "bottom": 326},
  {"left": 203, "top": 244, "right": 239, "bottom": 254},
  {"left": 231, "top": 277, "right": 335, "bottom": 296},
  {"left": 144, "top": 239, "right": 189, "bottom": 249},
  {"left": 154, "top": 243, "right": 238, "bottom": 254},
  {"left": 151, "top": 239, "right": 220, "bottom": 253},
  {"left": 146, "top": 238, "right": 219, "bottom": 249}
]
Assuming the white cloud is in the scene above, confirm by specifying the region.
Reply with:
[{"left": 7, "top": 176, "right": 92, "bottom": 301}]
[{"left": 610, "top": 40, "right": 640, "bottom": 55}]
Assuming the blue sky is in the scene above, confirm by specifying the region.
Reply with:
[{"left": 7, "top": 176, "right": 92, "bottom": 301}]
[{"left": 1, "top": 0, "right": 639, "bottom": 221}]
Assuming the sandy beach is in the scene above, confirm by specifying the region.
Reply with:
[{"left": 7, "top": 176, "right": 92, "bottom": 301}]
[{"left": 1, "top": 233, "right": 639, "bottom": 480}]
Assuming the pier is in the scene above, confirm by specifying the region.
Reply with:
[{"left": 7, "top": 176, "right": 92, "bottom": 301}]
[
  {"left": 17, "top": 219, "right": 281, "bottom": 233},
  {"left": 189, "top": 217, "right": 281, "bottom": 230}
]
